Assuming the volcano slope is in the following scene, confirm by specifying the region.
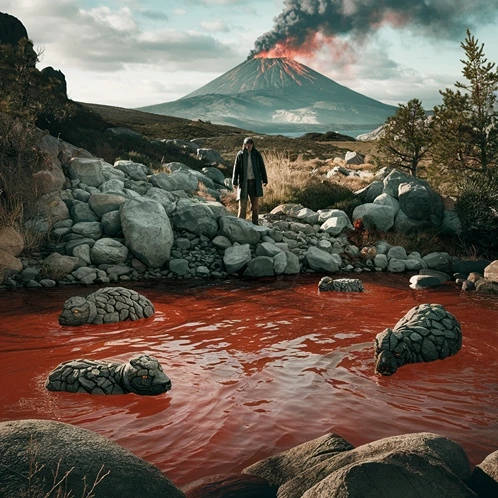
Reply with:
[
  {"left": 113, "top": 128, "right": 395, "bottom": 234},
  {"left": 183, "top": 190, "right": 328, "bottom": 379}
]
[{"left": 140, "top": 57, "right": 396, "bottom": 132}]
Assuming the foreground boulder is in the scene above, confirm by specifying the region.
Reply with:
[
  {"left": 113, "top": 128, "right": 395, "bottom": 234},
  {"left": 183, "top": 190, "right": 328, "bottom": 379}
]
[
  {"left": 59, "top": 287, "right": 154, "bottom": 325},
  {"left": 318, "top": 277, "right": 364, "bottom": 292},
  {"left": 243, "top": 433, "right": 353, "bottom": 487},
  {"left": 182, "top": 473, "right": 276, "bottom": 498},
  {"left": 46, "top": 353, "right": 171, "bottom": 395},
  {"left": 248, "top": 432, "right": 472, "bottom": 498},
  {"left": 120, "top": 198, "right": 173, "bottom": 268},
  {"left": 374, "top": 304, "right": 462, "bottom": 376},
  {"left": 468, "top": 450, "right": 498, "bottom": 497},
  {"left": 0, "top": 419, "right": 185, "bottom": 498}
]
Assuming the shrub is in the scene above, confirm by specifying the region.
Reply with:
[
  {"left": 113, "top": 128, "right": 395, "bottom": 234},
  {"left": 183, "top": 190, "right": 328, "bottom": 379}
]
[{"left": 454, "top": 171, "right": 498, "bottom": 252}]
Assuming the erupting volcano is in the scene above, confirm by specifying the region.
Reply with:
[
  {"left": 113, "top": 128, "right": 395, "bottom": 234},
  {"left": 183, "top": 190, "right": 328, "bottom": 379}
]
[{"left": 140, "top": 57, "right": 396, "bottom": 133}]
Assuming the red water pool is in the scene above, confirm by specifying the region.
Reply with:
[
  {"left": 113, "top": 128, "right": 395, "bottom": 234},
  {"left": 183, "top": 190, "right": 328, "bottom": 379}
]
[{"left": 0, "top": 273, "right": 497, "bottom": 487}]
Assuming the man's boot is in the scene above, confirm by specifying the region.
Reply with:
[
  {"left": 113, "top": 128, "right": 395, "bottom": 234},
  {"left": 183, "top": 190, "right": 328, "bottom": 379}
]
[{"left": 252, "top": 212, "right": 259, "bottom": 225}]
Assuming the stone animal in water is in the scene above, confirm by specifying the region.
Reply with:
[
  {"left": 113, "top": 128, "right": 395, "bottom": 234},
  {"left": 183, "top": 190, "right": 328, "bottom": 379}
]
[
  {"left": 59, "top": 287, "right": 154, "bottom": 326},
  {"left": 318, "top": 277, "right": 364, "bottom": 292},
  {"left": 374, "top": 303, "right": 462, "bottom": 376},
  {"left": 46, "top": 354, "right": 171, "bottom": 395}
]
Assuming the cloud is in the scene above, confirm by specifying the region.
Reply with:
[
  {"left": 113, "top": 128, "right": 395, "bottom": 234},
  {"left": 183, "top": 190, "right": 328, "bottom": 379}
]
[
  {"left": 139, "top": 10, "right": 169, "bottom": 21},
  {"left": 173, "top": 9, "right": 188, "bottom": 15},
  {"left": 5, "top": 0, "right": 241, "bottom": 72},
  {"left": 201, "top": 20, "right": 230, "bottom": 32},
  {"left": 187, "top": 0, "right": 247, "bottom": 4}
]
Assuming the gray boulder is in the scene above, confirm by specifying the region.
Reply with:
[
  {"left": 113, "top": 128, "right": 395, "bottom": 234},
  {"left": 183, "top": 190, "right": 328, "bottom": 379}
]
[
  {"left": 256, "top": 242, "right": 282, "bottom": 258},
  {"left": 88, "top": 193, "right": 127, "bottom": 219},
  {"left": 73, "top": 244, "right": 92, "bottom": 265},
  {"left": 277, "top": 433, "right": 472, "bottom": 498},
  {"left": 99, "top": 179, "right": 125, "bottom": 194},
  {"left": 197, "top": 148, "right": 223, "bottom": 164},
  {"left": 37, "top": 194, "right": 70, "bottom": 224},
  {"left": 70, "top": 202, "right": 99, "bottom": 223},
  {"left": 484, "top": 260, "right": 498, "bottom": 283},
  {"left": 398, "top": 182, "right": 432, "bottom": 221},
  {"left": 353, "top": 204, "right": 394, "bottom": 232},
  {"left": 120, "top": 198, "right": 174, "bottom": 268},
  {"left": 244, "top": 256, "right": 275, "bottom": 277},
  {"left": 72, "top": 221, "right": 103, "bottom": 240},
  {"left": 202, "top": 166, "right": 226, "bottom": 185},
  {"left": 345, "top": 151, "right": 364, "bottom": 165},
  {"left": 409, "top": 275, "right": 443, "bottom": 289},
  {"left": 387, "top": 246, "right": 407, "bottom": 260},
  {"left": 423, "top": 252, "right": 452, "bottom": 272},
  {"left": 441, "top": 210, "right": 462, "bottom": 234},
  {"left": 204, "top": 201, "right": 230, "bottom": 219},
  {"left": 282, "top": 252, "right": 300, "bottom": 274},
  {"left": 468, "top": 450, "right": 498, "bottom": 498},
  {"left": 223, "top": 244, "right": 251, "bottom": 274},
  {"left": 383, "top": 169, "right": 411, "bottom": 199},
  {"left": 373, "top": 193, "right": 400, "bottom": 217},
  {"left": 150, "top": 171, "right": 198, "bottom": 192},
  {"left": 295, "top": 208, "right": 319, "bottom": 225},
  {"left": 320, "top": 215, "right": 352, "bottom": 236},
  {"left": 66, "top": 157, "right": 106, "bottom": 187},
  {"left": 169, "top": 259, "right": 190, "bottom": 276},
  {"left": 304, "top": 247, "right": 339, "bottom": 273},
  {"left": 41, "top": 253, "right": 79, "bottom": 279},
  {"left": 114, "top": 160, "right": 148, "bottom": 181},
  {"left": 101, "top": 163, "right": 127, "bottom": 181},
  {"left": 172, "top": 199, "right": 218, "bottom": 238},
  {"left": 0, "top": 419, "right": 185, "bottom": 498},
  {"left": 90, "top": 238, "right": 129, "bottom": 265},
  {"left": 355, "top": 181, "right": 384, "bottom": 203},
  {"left": 65, "top": 238, "right": 96, "bottom": 256},
  {"left": 219, "top": 217, "right": 261, "bottom": 245},
  {"left": 101, "top": 210, "right": 122, "bottom": 237},
  {"left": 145, "top": 187, "right": 176, "bottom": 215},
  {"left": 243, "top": 432, "right": 353, "bottom": 487}
]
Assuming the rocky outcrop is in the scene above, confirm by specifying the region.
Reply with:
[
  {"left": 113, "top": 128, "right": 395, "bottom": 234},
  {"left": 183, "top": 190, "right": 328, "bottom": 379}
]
[
  {"left": 0, "top": 419, "right": 185, "bottom": 498},
  {"left": 374, "top": 304, "right": 462, "bottom": 376},
  {"left": 0, "top": 12, "right": 28, "bottom": 46}
]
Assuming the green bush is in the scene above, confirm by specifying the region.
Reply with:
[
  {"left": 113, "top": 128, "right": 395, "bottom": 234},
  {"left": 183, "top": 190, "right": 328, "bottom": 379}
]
[{"left": 454, "top": 171, "right": 498, "bottom": 252}]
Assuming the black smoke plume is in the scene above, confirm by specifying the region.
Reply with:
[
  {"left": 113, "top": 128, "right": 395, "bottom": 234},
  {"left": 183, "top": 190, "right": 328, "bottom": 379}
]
[{"left": 248, "top": 0, "right": 498, "bottom": 59}]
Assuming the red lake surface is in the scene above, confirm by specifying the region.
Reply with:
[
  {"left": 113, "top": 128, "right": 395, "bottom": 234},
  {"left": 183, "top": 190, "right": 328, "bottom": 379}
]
[{"left": 0, "top": 273, "right": 497, "bottom": 487}]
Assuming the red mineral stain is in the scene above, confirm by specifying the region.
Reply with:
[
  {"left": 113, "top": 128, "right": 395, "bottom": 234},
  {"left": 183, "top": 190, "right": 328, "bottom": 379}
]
[{"left": 0, "top": 273, "right": 497, "bottom": 487}]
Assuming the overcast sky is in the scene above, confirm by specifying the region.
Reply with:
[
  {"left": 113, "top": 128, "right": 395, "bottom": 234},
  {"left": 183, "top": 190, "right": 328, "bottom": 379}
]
[{"left": 3, "top": 0, "right": 498, "bottom": 110}]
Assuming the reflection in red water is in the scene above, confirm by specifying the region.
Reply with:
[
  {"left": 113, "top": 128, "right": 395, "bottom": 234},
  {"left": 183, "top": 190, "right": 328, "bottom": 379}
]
[{"left": 1, "top": 273, "right": 497, "bottom": 486}]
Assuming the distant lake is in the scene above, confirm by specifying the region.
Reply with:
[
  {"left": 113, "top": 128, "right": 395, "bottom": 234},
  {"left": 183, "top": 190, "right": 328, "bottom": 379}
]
[{"left": 268, "top": 128, "right": 377, "bottom": 139}]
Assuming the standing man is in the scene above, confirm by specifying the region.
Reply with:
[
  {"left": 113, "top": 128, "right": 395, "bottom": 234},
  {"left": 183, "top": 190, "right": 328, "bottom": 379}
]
[{"left": 232, "top": 137, "right": 268, "bottom": 225}]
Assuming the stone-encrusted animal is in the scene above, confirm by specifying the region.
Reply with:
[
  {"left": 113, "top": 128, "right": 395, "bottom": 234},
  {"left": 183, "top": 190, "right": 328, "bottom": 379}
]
[
  {"left": 46, "top": 354, "right": 171, "bottom": 395},
  {"left": 318, "top": 277, "right": 364, "bottom": 292},
  {"left": 59, "top": 287, "right": 154, "bottom": 326},
  {"left": 374, "top": 303, "right": 462, "bottom": 376}
]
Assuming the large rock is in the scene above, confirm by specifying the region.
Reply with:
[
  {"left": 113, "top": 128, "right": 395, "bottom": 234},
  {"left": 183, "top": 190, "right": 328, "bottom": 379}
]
[
  {"left": 355, "top": 181, "right": 384, "bottom": 203},
  {"left": 72, "top": 221, "right": 103, "bottom": 240},
  {"left": 41, "top": 252, "right": 80, "bottom": 279},
  {"left": 204, "top": 201, "right": 230, "bottom": 219},
  {"left": 0, "top": 419, "right": 185, "bottom": 498},
  {"left": 422, "top": 252, "right": 452, "bottom": 272},
  {"left": 90, "top": 238, "right": 129, "bottom": 265},
  {"left": 441, "top": 210, "right": 462, "bottom": 234},
  {"left": 383, "top": 169, "right": 411, "bottom": 199},
  {"left": 145, "top": 187, "right": 176, "bottom": 215},
  {"left": 172, "top": 199, "right": 218, "bottom": 238},
  {"left": 223, "top": 244, "right": 251, "bottom": 274},
  {"left": 484, "top": 260, "right": 498, "bottom": 283},
  {"left": 219, "top": 217, "right": 261, "bottom": 245},
  {"left": 37, "top": 193, "right": 70, "bottom": 224},
  {"left": 304, "top": 247, "right": 339, "bottom": 273},
  {"left": 70, "top": 202, "right": 99, "bottom": 223},
  {"left": 243, "top": 433, "right": 353, "bottom": 487},
  {"left": 120, "top": 198, "right": 173, "bottom": 268},
  {"left": 201, "top": 166, "right": 226, "bottom": 185},
  {"left": 150, "top": 171, "right": 198, "bottom": 192},
  {"left": 277, "top": 433, "right": 472, "bottom": 498},
  {"left": 0, "top": 227, "right": 24, "bottom": 256},
  {"left": 32, "top": 168, "right": 65, "bottom": 195},
  {"left": 393, "top": 209, "right": 427, "bottom": 234},
  {"left": 468, "top": 450, "right": 498, "bottom": 498},
  {"left": 373, "top": 193, "right": 400, "bottom": 218},
  {"left": 344, "top": 151, "right": 364, "bottom": 165},
  {"left": 0, "top": 249, "right": 23, "bottom": 284},
  {"left": 352, "top": 204, "right": 394, "bottom": 232},
  {"left": 114, "top": 160, "right": 148, "bottom": 181},
  {"left": 256, "top": 242, "right": 282, "bottom": 258},
  {"left": 244, "top": 256, "right": 275, "bottom": 277},
  {"left": 282, "top": 252, "right": 300, "bottom": 274},
  {"left": 101, "top": 210, "right": 122, "bottom": 237},
  {"left": 320, "top": 215, "right": 352, "bottom": 236},
  {"left": 398, "top": 182, "right": 432, "bottom": 221},
  {"left": 197, "top": 148, "right": 223, "bottom": 164},
  {"left": 88, "top": 193, "right": 127, "bottom": 219},
  {"left": 182, "top": 473, "right": 275, "bottom": 498},
  {"left": 66, "top": 157, "right": 106, "bottom": 187},
  {"left": 270, "top": 204, "right": 305, "bottom": 217}
]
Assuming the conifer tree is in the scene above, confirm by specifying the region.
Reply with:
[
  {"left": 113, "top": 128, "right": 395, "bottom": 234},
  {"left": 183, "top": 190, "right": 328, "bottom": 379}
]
[
  {"left": 377, "top": 98, "right": 431, "bottom": 177},
  {"left": 432, "top": 30, "right": 498, "bottom": 176}
]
